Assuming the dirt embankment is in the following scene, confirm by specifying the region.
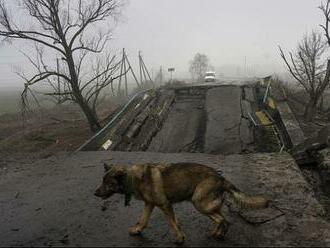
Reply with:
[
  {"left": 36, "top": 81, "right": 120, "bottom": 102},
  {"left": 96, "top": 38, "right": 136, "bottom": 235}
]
[
  {"left": 280, "top": 85, "right": 330, "bottom": 221},
  {"left": 0, "top": 102, "right": 119, "bottom": 159}
]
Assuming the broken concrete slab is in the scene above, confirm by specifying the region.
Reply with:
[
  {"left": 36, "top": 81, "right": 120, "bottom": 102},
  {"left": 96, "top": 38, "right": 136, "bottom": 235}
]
[
  {"left": 204, "top": 86, "right": 254, "bottom": 154},
  {"left": 78, "top": 83, "right": 305, "bottom": 157},
  {"left": 0, "top": 151, "right": 329, "bottom": 247},
  {"left": 204, "top": 86, "right": 242, "bottom": 154},
  {"left": 147, "top": 98, "right": 204, "bottom": 153},
  {"left": 270, "top": 85, "right": 305, "bottom": 147}
]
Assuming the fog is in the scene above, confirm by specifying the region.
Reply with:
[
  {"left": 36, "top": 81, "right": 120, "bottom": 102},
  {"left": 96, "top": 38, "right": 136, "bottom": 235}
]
[{"left": 0, "top": 0, "right": 324, "bottom": 89}]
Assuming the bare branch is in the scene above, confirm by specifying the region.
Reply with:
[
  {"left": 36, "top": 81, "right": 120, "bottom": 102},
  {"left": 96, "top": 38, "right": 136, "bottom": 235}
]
[
  {"left": 0, "top": 0, "right": 123, "bottom": 132},
  {"left": 279, "top": 28, "right": 330, "bottom": 121},
  {"left": 68, "top": 0, "right": 119, "bottom": 49},
  {"left": 279, "top": 46, "right": 305, "bottom": 86}
]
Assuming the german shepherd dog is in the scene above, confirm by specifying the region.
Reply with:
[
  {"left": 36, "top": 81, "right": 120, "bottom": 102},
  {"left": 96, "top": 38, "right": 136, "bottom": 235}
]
[{"left": 95, "top": 162, "right": 269, "bottom": 244}]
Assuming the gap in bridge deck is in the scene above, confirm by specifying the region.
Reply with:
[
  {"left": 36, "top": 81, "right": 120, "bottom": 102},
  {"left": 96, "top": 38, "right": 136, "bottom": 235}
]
[
  {"left": 79, "top": 84, "right": 286, "bottom": 155},
  {"left": 148, "top": 87, "right": 206, "bottom": 153}
]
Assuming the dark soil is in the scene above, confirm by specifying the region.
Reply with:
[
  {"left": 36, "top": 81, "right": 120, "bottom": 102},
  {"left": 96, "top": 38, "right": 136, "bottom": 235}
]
[
  {"left": 0, "top": 102, "right": 119, "bottom": 159},
  {"left": 285, "top": 92, "right": 330, "bottom": 222}
]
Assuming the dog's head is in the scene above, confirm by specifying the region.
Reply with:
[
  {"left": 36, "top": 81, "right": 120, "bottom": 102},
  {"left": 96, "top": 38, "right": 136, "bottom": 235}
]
[{"left": 94, "top": 163, "right": 127, "bottom": 199}]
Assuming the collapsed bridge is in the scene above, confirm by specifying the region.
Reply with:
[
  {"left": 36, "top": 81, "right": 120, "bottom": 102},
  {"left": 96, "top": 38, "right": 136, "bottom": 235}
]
[
  {"left": 79, "top": 79, "right": 306, "bottom": 159},
  {"left": 2, "top": 79, "right": 330, "bottom": 247}
]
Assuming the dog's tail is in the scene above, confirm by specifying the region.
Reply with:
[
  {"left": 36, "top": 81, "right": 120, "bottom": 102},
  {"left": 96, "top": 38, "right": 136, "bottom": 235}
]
[{"left": 223, "top": 179, "right": 269, "bottom": 210}]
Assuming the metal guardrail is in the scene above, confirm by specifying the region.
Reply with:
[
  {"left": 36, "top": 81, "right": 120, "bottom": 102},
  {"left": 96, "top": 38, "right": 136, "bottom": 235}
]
[
  {"left": 248, "top": 112, "right": 258, "bottom": 126},
  {"left": 76, "top": 88, "right": 154, "bottom": 151},
  {"left": 263, "top": 80, "right": 272, "bottom": 103}
]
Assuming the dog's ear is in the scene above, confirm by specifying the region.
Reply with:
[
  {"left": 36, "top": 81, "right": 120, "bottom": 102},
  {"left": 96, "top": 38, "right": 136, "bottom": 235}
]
[
  {"left": 114, "top": 166, "right": 126, "bottom": 177},
  {"left": 103, "top": 163, "right": 112, "bottom": 172},
  {"left": 113, "top": 166, "right": 127, "bottom": 185}
]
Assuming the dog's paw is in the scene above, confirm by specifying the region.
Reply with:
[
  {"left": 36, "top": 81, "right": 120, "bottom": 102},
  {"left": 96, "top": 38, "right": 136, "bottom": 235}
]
[
  {"left": 174, "top": 233, "right": 186, "bottom": 245},
  {"left": 128, "top": 226, "right": 142, "bottom": 236},
  {"left": 212, "top": 232, "right": 225, "bottom": 240},
  {"left": 212, "top": 222, "right": 229, "bottom": 240}
]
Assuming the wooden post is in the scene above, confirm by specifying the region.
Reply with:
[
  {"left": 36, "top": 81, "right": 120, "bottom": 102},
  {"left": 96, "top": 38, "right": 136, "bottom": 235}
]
[
  {"left": 139, "top": 51, "right": 143, "bottom": 86},
  {"left": 56, "top": 58, "right": 61, "bottom": 104},
  {"left": 141, "top": 58, "right": 153, "bottom": 83},
  {"left": 141, "top": 60, "right": 148, "bottom": 83},
  {"left": 117, "top": 49, "right": 125, "bottom": 96},
  {"left": 123, "top": 50, "right": 140, "bottom": 87},
  {"left": 123, "top": 51, "right": 128, "bottom": 97}
]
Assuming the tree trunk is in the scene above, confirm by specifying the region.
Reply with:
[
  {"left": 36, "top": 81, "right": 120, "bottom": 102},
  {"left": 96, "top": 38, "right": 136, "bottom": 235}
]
[
  {"left": 319, "top": 95, "right": 324, "bottom": 112},
  {"left": 52, "top": 10, "right": 102, "bottom": 133},
  {"left": 79, "top": 100, "right": 101, "bottom": 132},
  {"left": 70, "top": 80, "right": 101, "bottom": 133},
  {"left": 63, "top": 47, "right": 101, "bottom": 132},
  {"left": 74, "top": 90, "right": 101, "bottom": 132},
  {"left": 304, "top": 97, "right": 318, "bottom": 122}
]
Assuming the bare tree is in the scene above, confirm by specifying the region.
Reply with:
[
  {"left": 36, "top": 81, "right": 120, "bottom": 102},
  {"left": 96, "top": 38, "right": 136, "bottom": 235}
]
[
  {"left": 0, "top": 0, "right": 124, "bottom": 132},
  {"left": 189, "top": 53, "right": 209, "bottom": 81},
  {"left": 279, "top": 31, "right": 330, "bottom": 121}
]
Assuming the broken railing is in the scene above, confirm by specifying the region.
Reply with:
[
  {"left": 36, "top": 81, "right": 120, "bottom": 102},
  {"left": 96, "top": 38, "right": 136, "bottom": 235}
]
[
  {"left": 291, "top": 126, "right": 330, "bottom": 166},
  {"left": 77, "top": 89, "right": 154, "bottom": 151}
]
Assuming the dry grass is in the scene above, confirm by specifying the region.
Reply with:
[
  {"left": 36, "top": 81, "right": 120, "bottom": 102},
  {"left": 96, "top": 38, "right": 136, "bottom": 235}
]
[
  {"left": 0, "top": 101, "right": 119, "bottom": 157},
  {"left": 272, "top": 79, "right": 329, "bottom": 137}
]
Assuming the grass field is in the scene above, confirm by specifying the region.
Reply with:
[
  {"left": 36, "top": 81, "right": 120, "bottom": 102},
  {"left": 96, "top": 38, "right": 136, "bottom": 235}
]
[
  {"left": 0, "top": 89, "right": 120, "bottom": 156},
  {"left": 0, "top": 90, "right": 21, "bottom": 115},
  {"left": 0, "top": 88, "right": 57, "bottom": 116}
]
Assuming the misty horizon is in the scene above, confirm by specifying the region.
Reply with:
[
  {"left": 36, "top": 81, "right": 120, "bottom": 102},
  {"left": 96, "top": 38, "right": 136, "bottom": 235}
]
[{"left": 0, "top": 0, "right": 324, "bottom": 89}]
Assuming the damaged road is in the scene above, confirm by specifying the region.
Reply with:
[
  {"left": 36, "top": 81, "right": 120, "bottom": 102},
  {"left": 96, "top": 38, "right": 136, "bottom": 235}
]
[
  {"left": 80, "top": 85, "right": 260, "bottom": 154},
  {"left": 3, "top": 81, "right": 330, "bottom": 247},
  {"left": 1, "top": 151, "right": 330, "bottom": 247}
]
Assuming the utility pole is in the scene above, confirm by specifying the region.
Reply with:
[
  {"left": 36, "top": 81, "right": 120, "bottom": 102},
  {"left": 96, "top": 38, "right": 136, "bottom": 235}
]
[
  {"left": 141, "top": 57, "right": 153, "bottom": 82},
  {"left": 115, "top": 49, "right": 155, "bottom": 96},
  {"left": 138, "top": 51, "right": 155, "bottom": 87},
  {"left": 123, "top": 49, "right": 140, "bottom": 87},
  {"left": 123, "top": 50, "right": 128, "bottom": 97},
  {"left": 56, "top": 58, "right": 61, "bottom": 104},
  {"left": 114, "top": 48, "right": 141, "bottom": 97},
  {"left": 118, "top": 48, "right": 125, "bottom": 96},
  {"left": 168, "top": 67, "right": 175, "bottom": 83},
  {"left": 139, "top": 51, "right": 143, "bottom": 86}
]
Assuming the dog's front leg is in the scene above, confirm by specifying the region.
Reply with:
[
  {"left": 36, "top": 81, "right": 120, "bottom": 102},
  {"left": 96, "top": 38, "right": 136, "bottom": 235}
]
[
  {"left": 129, "top": 203, "right": 154, "bottom": 236},
  {"left": 160, "top": 205, "right": 186, "bottom": 245}
]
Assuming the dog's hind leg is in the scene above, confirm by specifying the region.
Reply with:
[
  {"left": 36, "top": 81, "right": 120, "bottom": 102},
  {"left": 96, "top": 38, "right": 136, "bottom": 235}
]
[
  {"left": 159, "top": 205, "right": 186, "bottom": 245},
  {"left": 194, "top": 201, "right": 228, "bottom": 239},
  {"left": 192, "top": 180, "right": 229, "bottom": 240},
  {"left": 129, "top": 203, "right": 154, "bottom": 236},
  {"left": 193, "top": 199, "right": 228, "bottom": 239},
  {"left": 209, "top": 212, "right": 229, "bottom": 240}
]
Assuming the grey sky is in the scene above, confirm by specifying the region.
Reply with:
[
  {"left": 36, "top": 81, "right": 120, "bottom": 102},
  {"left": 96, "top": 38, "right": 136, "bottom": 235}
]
[{"left": 0, "top": 0, "right": 325, "bottom": 88}]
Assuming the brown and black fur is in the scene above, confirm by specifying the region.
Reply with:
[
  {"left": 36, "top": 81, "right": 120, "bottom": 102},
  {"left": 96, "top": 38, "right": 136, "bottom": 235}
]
[{"left": 95, "top": 162, "right": 269, "bottom": 244}]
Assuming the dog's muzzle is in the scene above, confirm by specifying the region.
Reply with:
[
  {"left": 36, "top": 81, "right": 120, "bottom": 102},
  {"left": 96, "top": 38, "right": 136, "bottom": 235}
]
[
  {"left": 94, "top": 188, "right": 114, "bottom": 199},
  {"left": 94, "top": 189, "right": 102, "bottom": 197}
]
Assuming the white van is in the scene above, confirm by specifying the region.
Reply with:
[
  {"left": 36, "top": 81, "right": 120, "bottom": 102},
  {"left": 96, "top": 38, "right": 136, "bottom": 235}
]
[{"left": 204, "top": 71, "right": 216, "bottom": 82}]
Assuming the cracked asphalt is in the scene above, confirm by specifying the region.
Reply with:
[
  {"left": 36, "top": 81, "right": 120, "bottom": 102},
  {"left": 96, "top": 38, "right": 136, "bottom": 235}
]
[
  {"left": 147, "top": 85, "right": 256, "bottom": 155},
  {"left": 1, "top": 151, "right": 330, "bottom": 247}
]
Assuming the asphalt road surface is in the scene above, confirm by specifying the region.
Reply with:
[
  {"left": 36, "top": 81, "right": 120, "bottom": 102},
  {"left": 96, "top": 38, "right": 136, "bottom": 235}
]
[
  {"left": 204, "top": 86, "right": 253, "bottom": 154},
  {"left": 80, "top": 85, "right": 259, "bottom": 154},
  {"left": 1, "top": 151, "right": 330, "bottom": 247},
  {"left": 148, "top": 85, "right": 255, "bottom": 154},
  {"left": 148, "top": 92, "right": 205, "bottom": 153}
]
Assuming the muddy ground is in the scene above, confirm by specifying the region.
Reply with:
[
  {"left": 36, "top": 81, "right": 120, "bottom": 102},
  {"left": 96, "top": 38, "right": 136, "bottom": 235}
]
[
  {"left": 1, "top": 151, "right": 330, "bottom": 247},
  {"left": 0, "top": 101, "right": 120, "bottom": 157}
]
